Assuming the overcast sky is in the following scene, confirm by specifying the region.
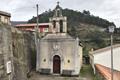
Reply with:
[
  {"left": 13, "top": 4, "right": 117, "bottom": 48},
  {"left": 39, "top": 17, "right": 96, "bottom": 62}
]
[{"left": 0, "top": 0, "right": 120, "bottom": 27}]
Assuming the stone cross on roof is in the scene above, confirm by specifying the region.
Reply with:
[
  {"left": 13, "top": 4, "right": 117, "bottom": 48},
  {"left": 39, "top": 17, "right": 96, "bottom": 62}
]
[{"left": 57, "top": 1, "right": 60, "bottom": 5}]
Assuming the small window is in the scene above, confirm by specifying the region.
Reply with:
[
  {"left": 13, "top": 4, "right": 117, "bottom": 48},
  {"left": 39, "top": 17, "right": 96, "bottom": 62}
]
[
  {"left": 43, "top": 28, "right": 48, "bottom": 32},
  {"left": 68, "top": 60, "right": 70, "bottom": 63}
]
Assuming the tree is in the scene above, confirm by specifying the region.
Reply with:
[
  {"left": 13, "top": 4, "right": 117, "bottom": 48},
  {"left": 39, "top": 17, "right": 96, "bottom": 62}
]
[{"left": 83, "top": 10, "right": 90, "bottom": 15}]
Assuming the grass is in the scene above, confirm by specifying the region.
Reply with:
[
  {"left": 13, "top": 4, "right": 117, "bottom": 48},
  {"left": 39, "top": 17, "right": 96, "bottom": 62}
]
[
  {"left": 80, "top": 64, "right": 94, "bottom": 80},
  {"left": 93, "top": 75, "right": 101, "bottom": 80},
  {"left": 80, "top": 64, "right": 103, "bottom": 80}
]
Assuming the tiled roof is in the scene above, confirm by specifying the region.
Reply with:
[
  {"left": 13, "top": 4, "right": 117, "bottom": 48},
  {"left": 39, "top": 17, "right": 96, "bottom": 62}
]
[
  {"left": 0, "top": 11, "right": 11, "bottom": 17},
  {"left": 95, "top": 64, "right": 120, "bottom": 80},
  {"left": 15, "top": 23, "right": 50, "bottom": 27},
  {"left": 90, "top": 44, "right": 120, "bottom": 54}
]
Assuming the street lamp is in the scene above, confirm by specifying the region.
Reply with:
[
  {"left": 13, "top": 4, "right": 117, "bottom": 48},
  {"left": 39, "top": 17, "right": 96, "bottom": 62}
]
[{"left": 108, "top": 25, "right": 115, "bottom": 80}]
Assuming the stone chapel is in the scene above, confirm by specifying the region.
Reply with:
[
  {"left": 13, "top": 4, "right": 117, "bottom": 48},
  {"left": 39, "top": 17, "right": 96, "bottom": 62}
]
[{"left": 36, "top": 3, "right": 83, "bottom": 76}]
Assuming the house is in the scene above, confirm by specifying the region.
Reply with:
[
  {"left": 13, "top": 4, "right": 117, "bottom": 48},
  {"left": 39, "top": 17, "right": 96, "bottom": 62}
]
[
  {"left": 15, "top": 23, "right": 52, "bottom": 33},
  {"left": 0, "top": 10, "right": 11, "bottom": 25},
  {"left": 36, "top": 3, "right": 83, "bottom": 76},
  {"left": 89, "top": 44, "right": 120, "bottom": 80}
]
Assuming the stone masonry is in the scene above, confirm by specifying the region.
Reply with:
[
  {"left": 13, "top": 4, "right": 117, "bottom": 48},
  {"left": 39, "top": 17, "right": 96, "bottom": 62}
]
[{"left": 0, "top": 23, "right": 35, "bottom": 80}]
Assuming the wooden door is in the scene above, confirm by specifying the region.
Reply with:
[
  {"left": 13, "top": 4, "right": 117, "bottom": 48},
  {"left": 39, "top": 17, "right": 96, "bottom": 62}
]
[{"left": 53, "top": 55, "right": 61, "bottom": 74}]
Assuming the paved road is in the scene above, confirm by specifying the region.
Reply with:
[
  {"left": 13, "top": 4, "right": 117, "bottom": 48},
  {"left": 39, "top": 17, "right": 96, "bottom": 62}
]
[
  {"left": 29, "top": 65, "right": 93, "bottom": 80},
  {"left": 28, "top": 72, "right": 91, "bottom": 80}
]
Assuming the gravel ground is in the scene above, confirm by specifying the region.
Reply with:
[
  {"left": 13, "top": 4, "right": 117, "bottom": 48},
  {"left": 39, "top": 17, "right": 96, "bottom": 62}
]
[
  {"left": 29, "top": 65, "right": 93, "bottom": 80},
  {"left": 28, "top": 71, "right": 91, "bottom": 80}
]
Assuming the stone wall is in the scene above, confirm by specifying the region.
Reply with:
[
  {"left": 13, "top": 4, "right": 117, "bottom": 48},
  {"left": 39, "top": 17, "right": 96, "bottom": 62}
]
[
  {"left": 0, "top": 24, "right": 35, "bottom": 80},
  {"left": 12, "top": 29, "right": 35, "bottom": 80},
  {"left": 0, "top": 24, "right": 13, "bottom": 80}
]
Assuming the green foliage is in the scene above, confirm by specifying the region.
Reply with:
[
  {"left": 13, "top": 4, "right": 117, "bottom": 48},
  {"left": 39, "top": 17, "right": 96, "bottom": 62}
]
[
  {"left": 80, "top": 64, "right": 94, "bottom": 79},
  {"left": 87, "top": 31, "right": 108, "bottom": 48},
  {"left": 28, "top": 9, "right": 114, "bottom": 28},
  {"left": 93, "top": 74, "right": 103, "bottom": 80},
  {"left": 28, "top": 10, "right": 54, "bottom": 23},
  {"left": 80, "top": 65, "right": 103, "bottom": 80},
  {"left": 68, "top": 26, "right": 78, "bottom": 38}
]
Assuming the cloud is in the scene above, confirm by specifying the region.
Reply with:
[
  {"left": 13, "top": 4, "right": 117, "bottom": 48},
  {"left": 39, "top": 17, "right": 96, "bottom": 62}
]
[{"left": 0, "top": 0, "right": 120, "bottom": 27}]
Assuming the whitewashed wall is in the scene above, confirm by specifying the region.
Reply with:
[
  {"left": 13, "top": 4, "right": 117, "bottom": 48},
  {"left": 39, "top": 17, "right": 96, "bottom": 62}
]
[
  {"left": 36, "top": 35, "right": 83, "bottom": 76},
  {"left": 94, "top": 47, "right": 120, "bottom": 71}
]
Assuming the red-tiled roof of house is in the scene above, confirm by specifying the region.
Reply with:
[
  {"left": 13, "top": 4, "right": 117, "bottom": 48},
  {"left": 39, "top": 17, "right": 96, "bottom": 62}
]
[
  {"left": 15, "top": 23, "right": 50, "bottom": 27},
  {"left": 95, "top": 64, "right": 120, "bottom": 80}
]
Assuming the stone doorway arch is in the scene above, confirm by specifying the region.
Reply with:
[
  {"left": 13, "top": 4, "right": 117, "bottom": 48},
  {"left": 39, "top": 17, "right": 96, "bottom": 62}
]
[{"left": 53, "top": 55, "right": 61, "bottom": 74}]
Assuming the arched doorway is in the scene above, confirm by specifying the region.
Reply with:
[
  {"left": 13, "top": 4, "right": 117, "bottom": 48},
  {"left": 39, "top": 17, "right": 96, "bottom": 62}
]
[{"left": 53, "top": 55, "right": 61, "bottom": 74}]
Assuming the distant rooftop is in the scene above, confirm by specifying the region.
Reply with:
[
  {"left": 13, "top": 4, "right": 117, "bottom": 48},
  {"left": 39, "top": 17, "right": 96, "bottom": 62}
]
[
  {"left": 0, "top": 10, "right": 11, "bottom": 17},
  {"left": 90, "top": 44, "right": 120, "bottom": 54},
  {"left": 15, "top": 23, "right": 50, "bottom": 27}
]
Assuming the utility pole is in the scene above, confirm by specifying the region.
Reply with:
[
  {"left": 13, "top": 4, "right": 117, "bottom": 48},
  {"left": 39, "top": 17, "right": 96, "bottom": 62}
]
[
  {"left": 34, "top": 4, "right": 39, "bottom": 46},
  {"left": 111, "top": 33, "right": 113, "bottom": 80},
  {"left": 108, "top": 25, "right": 115, "bottom": 80},
  {"left": 36, "top": 4, "right": 39, "bottom": 33},
  {"left": 35, "top": 4, "right": 39, "bottom": 47},
  {"left": 35, "top": 4, "right": 39, "bottom": 71}
]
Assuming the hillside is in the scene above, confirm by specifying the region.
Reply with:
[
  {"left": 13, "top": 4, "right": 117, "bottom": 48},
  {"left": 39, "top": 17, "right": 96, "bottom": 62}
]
[
  {"left": 28, "top": 9, "right": 120, "bottom": 55},
  {"left": 28, "top": 9, "right": 114, "bottom": 28}
]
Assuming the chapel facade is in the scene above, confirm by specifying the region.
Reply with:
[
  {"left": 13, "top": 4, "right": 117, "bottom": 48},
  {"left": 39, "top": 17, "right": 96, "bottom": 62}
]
[{"left": 36, "top": 3, "right": 83, "bottom": 76}]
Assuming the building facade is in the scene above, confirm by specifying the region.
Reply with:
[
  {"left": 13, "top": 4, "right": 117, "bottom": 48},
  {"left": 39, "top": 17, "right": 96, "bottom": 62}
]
[
  {"left": 15, "top": 23, "right": 52, "bottom": 33},
  {"left": 36, "top": 3, "right": 83, "bottom": 76},
  {"left": 0, "top": 24, "right": 35, "bottom": 80},
  {"left": 0, "top": 11, "right": 11, "bottom": 25},
  {"left": 89, "top": 44, "right": 120, "bottom": 73}
]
